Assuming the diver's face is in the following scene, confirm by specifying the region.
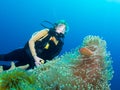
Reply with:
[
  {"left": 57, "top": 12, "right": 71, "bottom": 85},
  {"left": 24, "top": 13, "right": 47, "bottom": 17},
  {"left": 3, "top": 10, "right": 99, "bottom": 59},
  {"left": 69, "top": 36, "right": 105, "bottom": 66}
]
[{"left": 55, "top": 24, "right": 66, "bottom": 34}]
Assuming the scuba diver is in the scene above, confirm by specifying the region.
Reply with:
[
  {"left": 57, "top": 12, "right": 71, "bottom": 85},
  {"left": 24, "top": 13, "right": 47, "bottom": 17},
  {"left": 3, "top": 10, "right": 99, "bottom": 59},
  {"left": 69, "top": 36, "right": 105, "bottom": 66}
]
[{"left": 0, "top": 20, "right": 69, "bottom": 70}]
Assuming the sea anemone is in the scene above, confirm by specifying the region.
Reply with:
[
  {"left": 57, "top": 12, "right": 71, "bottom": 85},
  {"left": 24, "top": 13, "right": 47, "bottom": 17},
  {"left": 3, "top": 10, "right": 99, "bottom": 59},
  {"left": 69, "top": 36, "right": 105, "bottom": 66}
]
[
  {"left": 31, "top": 35, "right": 113, "bottom": 90},
  {"left": 0, "top": 68, "right": 37, "bottom": 90},
  {"left": 0, "top": 35, "right": 113, "bottom": 90},
  {"left": 72, "top": 35, "right": 113, "bottom": 89}
]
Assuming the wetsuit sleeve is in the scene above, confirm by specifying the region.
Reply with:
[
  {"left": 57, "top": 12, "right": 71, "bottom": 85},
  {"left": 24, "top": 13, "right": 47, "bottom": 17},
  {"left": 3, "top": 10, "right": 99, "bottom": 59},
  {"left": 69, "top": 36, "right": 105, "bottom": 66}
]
[{"left": 29, "top": 29, "right": 49, "bottom": 57}]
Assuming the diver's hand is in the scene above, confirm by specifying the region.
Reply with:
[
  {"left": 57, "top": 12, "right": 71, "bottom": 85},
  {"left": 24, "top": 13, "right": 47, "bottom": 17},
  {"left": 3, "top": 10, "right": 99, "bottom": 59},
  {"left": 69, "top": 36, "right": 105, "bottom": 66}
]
[{"left": 33, "top": 56, "right": 44, "bottom": 66}]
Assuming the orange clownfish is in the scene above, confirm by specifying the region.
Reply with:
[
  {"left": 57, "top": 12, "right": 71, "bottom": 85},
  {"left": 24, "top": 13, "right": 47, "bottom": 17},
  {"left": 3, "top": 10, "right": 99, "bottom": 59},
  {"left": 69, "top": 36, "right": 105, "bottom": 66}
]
[{"left": 79, "top": 47, "right": 93, "bottom": 57}]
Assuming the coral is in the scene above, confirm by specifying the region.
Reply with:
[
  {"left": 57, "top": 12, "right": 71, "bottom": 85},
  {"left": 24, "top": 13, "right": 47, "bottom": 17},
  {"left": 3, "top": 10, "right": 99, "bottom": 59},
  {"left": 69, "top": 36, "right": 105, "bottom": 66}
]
[{"left": 0, "top": 35, "right": 114, "bottom": 90}]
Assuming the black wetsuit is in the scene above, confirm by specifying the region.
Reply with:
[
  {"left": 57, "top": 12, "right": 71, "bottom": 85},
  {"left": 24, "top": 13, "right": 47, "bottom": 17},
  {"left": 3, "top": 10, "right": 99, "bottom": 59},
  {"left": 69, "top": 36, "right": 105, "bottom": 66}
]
[{"left": 0, "top": 30, "right": 64, "bottom": 70}]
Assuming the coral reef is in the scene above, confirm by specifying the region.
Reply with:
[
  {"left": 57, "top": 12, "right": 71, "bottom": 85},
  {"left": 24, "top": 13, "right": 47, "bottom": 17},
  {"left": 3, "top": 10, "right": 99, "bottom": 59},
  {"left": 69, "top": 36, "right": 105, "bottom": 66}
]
[{"left": 0, "top": 35, "right": 114, "bottom": 90}]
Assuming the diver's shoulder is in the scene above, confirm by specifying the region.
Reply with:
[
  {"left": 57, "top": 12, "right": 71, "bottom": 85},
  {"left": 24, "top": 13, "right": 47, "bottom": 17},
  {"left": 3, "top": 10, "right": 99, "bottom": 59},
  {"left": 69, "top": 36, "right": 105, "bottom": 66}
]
[
  {"left": 38, "top": 28, "right": 49, "bottom": 33},
  {"left": 41, "top": 28, "right": 49, "bottom": 31}
]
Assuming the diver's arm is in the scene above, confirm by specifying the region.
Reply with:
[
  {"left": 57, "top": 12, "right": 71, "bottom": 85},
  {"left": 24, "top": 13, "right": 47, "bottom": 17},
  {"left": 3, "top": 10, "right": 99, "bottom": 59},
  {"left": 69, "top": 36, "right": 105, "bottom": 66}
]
[{"left": 29, "top": 29, "right": 48, "bottom": 58}]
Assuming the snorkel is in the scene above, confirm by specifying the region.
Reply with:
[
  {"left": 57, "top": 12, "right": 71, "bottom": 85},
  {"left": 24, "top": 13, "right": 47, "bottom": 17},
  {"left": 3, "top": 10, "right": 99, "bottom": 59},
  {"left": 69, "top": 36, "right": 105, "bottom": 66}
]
[
  {"left": 40, "top": 20, "right": 69, "bottom": 34},
  {"left": 40, "top": 20, "right": 69, "bottom": 38}
]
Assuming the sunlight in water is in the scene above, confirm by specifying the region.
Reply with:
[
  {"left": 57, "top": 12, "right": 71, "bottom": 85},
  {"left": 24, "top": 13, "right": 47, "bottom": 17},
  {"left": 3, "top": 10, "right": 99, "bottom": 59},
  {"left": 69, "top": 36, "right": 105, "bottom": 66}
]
[{"left": 107, "top": 0, "right": 120, "bottom": 3}]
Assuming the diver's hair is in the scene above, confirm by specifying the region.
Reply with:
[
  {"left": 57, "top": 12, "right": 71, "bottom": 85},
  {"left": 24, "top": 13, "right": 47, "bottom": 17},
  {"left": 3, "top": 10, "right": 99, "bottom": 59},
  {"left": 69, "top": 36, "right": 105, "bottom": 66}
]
[{"left": 54, "top": 20, "right": 69, "bottom": 33}]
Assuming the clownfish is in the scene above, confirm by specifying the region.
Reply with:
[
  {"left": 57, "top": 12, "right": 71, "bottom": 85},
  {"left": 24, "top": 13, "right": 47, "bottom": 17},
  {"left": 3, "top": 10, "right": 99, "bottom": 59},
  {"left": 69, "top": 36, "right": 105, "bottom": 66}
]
[{"left": 79, "top": 47, "right": 93, "bottom": 57}]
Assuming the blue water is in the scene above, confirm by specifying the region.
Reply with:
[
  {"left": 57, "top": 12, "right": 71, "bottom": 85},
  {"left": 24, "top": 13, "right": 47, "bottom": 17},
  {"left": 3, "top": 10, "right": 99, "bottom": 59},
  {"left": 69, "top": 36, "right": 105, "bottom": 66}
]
[{"left": 0, "top": 0, "right": 119, "bottom": 89}]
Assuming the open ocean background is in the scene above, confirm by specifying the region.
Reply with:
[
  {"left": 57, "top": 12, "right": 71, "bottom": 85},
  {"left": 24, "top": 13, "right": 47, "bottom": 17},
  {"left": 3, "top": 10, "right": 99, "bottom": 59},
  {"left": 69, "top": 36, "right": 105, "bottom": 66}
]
[{"left": 0, "top": 0, "right": 120, "bottom": 89}]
